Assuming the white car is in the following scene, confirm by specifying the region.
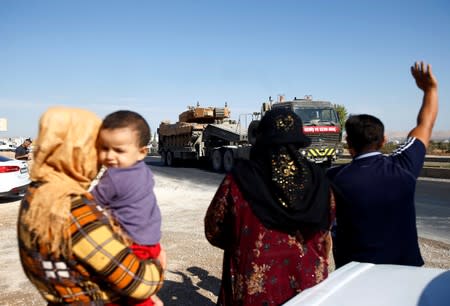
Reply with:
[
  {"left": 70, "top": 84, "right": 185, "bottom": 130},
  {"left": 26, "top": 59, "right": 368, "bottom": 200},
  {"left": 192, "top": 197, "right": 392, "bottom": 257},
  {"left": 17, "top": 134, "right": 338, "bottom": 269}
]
[
  {"left": 0, "top": 141, "right": 15, "bottom": 152},
  {"left": 0, "top": 155, "right": 30, "bottom": 197},
  {"left": 283, "top": 261, "right": 449, "bottom": 306}
]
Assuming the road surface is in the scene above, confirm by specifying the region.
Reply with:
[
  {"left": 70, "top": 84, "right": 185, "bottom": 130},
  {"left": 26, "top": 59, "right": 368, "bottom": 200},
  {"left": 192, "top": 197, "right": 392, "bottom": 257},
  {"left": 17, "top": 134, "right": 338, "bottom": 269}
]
[
  {"left": 148, "top": 156, "right": 450, "bottom": 244},
  {"left": 0, "top": 157, "right": 448, "bottom": 305},
  {"left": 416, "top": 179, "right": 450, "bottom": 244}
]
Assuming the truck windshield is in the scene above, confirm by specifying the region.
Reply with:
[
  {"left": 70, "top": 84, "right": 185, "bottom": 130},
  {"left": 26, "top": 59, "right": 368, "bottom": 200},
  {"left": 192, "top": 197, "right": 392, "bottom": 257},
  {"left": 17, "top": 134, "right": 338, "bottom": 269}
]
[{"left": 293, "top": 107, "right": 339, "bottom": 126}]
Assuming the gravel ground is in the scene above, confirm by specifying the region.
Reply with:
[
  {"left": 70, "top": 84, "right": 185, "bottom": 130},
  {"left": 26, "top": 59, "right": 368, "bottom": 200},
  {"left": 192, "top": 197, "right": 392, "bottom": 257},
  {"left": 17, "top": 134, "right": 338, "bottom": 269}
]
[{"left": 0, "top": 165, "right": 449, "bottom": 305}]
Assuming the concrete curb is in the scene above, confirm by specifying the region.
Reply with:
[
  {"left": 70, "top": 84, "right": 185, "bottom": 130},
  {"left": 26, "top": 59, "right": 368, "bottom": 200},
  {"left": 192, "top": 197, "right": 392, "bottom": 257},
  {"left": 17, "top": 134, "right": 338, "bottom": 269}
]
[
  {"left": 420, "top": 167, "right": 450, "bottom": 180},
  {"left": 339, "top": 154, "right": 450, "bottom": 180}
]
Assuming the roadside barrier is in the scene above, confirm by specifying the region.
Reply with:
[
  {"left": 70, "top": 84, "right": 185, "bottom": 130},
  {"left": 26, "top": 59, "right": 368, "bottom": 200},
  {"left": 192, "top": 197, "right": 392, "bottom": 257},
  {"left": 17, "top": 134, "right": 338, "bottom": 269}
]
[
  {"left": 338, "top": 155, "right": 450, "bottom": 180},
  {"left": 420, "top": 167, "right": 450, "bottom": 180}
]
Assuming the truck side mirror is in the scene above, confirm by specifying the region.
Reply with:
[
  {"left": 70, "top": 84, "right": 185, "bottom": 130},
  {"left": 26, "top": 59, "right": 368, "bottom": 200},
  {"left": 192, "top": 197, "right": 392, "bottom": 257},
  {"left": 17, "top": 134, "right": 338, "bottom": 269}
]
[{"left": 261, "top": 102, "right": 272, "bottom": 115}]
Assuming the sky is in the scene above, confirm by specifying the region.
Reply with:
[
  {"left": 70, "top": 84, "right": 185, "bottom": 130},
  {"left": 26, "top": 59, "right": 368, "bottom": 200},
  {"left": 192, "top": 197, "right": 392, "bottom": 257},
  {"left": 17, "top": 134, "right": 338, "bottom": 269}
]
[{"left": 1, "top": 0, "right": 450, "bottom": 139}]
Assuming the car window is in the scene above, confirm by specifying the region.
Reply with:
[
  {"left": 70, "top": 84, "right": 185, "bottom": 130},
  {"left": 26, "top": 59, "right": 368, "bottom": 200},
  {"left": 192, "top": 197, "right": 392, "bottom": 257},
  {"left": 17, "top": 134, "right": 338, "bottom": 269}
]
[{"left": 0, "top": 156, "right": 12, "bottom": 162}]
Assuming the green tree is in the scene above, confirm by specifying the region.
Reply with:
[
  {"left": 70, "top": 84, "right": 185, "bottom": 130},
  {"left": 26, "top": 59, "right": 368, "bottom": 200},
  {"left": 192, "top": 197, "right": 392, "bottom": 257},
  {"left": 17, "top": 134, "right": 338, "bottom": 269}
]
[{"left": 334, "top": 104, "right": 348, "bottom": 130}]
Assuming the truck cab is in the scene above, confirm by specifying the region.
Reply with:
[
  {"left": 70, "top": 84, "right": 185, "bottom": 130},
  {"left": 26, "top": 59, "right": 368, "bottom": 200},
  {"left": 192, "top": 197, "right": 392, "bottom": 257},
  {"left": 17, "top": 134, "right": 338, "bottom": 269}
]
[{"left": 268, "top": 96, "right": 343, "bottom": 167}]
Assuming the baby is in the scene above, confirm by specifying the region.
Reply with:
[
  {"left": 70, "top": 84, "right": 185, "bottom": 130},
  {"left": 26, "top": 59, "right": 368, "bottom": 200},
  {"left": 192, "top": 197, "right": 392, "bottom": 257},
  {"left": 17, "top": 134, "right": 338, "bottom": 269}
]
[{"left": 91, "top": 110, "right": 164, "bottom": 306}]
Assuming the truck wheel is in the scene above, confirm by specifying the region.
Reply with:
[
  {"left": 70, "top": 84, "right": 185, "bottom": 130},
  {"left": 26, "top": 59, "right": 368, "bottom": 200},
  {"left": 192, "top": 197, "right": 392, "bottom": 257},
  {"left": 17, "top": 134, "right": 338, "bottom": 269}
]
[
  {"left": 323, "top": 160, "right": 332, "bottom": 168},
  {"left": 211, "top": 150, "right": 223, "bottom": 172},
  {"left": 166, "top": 151, "right": 175, "bottom": 167},
  {"left": 319, "top": 160, "right": 332, "bottom": 169},
  {"left": 223, "top": 150, "right": 234, "bottom": 173},
  {"left": 248, "top": 120, "right": 260, "bottom": 145},
  {"left": 161, "top": 151, "right": 168, "bottom": 166}
]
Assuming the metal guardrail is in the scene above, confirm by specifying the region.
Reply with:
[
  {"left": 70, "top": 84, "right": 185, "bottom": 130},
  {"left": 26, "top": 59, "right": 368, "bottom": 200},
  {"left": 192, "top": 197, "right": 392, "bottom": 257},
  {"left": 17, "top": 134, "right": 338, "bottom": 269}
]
[
  {"left": 338, "top": 154, "right": 450, "bottom": 180},
  {"left": 423, "top": 155, "right": 450, "bottom": 163},
  {"left": 420, "top": 168, "right": 450, "bottom": 179},
  {"left": 419, "top": 155, "right": 450, "bottom": 179},
  {"left": 340, "top": 154, "right": 450, "bottom": 163}
]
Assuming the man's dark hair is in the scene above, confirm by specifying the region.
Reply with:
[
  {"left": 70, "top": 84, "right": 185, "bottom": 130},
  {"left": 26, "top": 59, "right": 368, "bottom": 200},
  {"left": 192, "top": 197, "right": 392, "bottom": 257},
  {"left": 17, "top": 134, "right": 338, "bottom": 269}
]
[
  {"left": 101, "top": 110, "right": 151, "bottom": 147},
  {"left": 345, "top": 114, "right": 384, "bottom": 153}
]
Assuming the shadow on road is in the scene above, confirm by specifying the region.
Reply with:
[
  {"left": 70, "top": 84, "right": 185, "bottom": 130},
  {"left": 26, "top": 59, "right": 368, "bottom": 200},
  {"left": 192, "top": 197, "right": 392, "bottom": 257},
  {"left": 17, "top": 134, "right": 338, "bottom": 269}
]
[{"left": 158, "top": 266, "right": 221, "bottom": 305}]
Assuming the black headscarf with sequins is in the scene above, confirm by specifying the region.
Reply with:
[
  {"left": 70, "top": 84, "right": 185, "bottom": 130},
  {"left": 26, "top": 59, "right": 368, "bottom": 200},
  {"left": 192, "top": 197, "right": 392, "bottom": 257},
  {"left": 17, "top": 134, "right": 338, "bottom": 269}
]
[{"left": 232, "top": 108, "right": 330, "bottom": 234}]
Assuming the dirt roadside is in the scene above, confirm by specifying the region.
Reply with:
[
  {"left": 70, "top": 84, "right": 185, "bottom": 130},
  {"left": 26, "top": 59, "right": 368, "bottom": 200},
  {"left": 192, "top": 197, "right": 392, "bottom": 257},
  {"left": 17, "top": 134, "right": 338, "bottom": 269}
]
[{"left": 0, "top": 167, "right": 449, "bottom": 305}]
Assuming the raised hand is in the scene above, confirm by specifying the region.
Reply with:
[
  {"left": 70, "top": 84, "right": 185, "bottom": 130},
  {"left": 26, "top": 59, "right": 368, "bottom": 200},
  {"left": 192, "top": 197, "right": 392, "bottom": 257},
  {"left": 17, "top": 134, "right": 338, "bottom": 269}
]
[{"left": 411, "top": 61, "right": 438, "bottom": 92}]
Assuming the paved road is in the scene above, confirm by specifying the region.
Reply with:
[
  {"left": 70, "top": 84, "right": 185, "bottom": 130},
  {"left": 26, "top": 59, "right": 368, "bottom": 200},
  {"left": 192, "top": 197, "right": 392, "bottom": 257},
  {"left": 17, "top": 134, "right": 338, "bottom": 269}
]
[
  {"left": 0, "top": 158, "right": 447, "bottom": 305},
  {"left": 416, "top": 179, "right": 450, "bottom": 244},
  {"left": 147, "top": 156, "right": 450, "bottom": 244}
]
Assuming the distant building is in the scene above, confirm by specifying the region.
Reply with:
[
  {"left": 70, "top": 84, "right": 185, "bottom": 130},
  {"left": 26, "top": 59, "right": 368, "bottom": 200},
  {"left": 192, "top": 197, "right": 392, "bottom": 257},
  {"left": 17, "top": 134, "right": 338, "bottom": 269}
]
[{"left": 0, "top": 118, "right": 7, "bottom": 132}]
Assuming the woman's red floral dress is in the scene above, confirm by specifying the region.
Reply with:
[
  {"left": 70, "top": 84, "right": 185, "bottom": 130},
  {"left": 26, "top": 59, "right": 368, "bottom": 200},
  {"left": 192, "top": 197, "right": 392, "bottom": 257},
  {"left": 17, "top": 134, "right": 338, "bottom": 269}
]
[{"left": 205, "top": 174, "right": 335, "bottom": 306}]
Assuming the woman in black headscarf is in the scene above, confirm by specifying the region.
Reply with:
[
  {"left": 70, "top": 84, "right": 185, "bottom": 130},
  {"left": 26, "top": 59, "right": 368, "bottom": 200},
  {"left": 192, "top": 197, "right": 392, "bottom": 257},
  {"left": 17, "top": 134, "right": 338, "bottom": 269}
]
[{"left": 204, "top": 107, "right": 335, "bottom": 306}]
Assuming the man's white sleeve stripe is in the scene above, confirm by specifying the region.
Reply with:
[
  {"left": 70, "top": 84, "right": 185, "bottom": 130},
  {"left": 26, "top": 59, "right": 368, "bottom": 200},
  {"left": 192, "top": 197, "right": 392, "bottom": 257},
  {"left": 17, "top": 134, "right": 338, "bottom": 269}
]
[{"left": 392, "top": 137, "right": 416, "bottom": 156}]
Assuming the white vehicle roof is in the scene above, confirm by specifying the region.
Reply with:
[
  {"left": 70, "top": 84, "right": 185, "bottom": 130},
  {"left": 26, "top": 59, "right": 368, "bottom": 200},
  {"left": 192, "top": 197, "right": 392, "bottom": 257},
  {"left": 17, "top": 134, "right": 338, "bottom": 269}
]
[{"left": 283, "top": 261, "right": 449, "bottom": 306}]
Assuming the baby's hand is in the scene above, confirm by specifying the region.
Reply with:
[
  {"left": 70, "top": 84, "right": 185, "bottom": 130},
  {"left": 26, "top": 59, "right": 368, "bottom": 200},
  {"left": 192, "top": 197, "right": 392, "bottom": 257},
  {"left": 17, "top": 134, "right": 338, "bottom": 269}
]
[
  {"left": 157, "top": 245, "right": 167, "bottom": 270},
  {"left": 151, "top": 295, "right": 164, "bottom": 306}
]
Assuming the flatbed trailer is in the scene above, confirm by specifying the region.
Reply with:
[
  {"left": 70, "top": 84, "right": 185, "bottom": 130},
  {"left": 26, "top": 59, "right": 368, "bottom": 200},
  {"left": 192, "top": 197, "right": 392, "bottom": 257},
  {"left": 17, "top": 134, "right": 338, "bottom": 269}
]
[{"left": 157, "top": 97, "right": 343, "bottom": 172}]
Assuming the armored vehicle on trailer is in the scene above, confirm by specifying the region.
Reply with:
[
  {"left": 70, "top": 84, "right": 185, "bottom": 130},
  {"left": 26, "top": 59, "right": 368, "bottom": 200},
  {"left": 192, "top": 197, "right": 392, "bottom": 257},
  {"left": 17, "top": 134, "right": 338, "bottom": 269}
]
[
  {"left": 157, "top": 104, "right": 253, "bottom": 172},
  {"left": 157, "top": 96, "right": 343, "bottom": 172}
]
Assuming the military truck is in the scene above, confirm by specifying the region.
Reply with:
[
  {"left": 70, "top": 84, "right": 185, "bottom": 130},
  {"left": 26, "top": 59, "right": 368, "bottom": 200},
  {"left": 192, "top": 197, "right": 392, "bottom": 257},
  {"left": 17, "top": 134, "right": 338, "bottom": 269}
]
[{"left": 157, "top": 96, "right": 343, "bottom": 172}]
